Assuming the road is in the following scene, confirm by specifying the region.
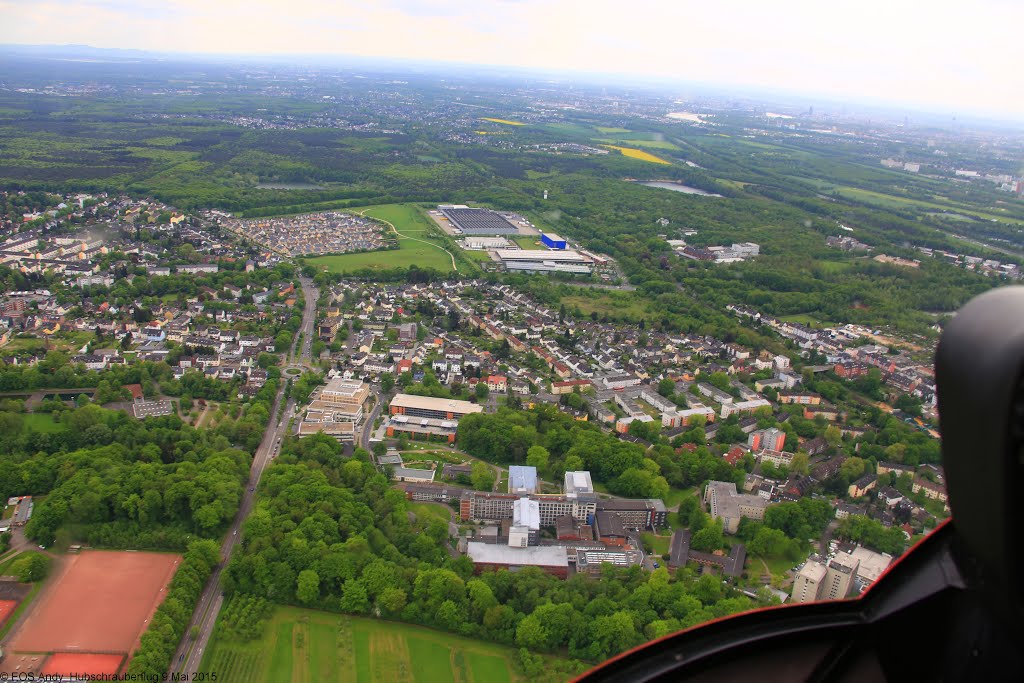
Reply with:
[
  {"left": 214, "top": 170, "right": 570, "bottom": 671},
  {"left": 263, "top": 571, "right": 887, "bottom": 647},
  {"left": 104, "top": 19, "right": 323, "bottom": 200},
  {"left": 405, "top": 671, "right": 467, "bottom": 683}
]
[
  {"left": 170, "top": 278, "right": 318, "bottom": 676},
  {"left": 359, "top": 388, "right": 383, "bottom": 450}
]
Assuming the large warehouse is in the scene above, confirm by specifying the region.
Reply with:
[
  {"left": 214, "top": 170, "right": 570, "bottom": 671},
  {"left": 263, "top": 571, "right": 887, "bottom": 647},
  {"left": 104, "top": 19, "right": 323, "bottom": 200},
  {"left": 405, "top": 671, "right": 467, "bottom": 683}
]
[
  {"left": 493, "top": 249, "right": 594, "bottom": 274},
  {"left": 439, "top": 206, "right": 520, "bottom": 235}
]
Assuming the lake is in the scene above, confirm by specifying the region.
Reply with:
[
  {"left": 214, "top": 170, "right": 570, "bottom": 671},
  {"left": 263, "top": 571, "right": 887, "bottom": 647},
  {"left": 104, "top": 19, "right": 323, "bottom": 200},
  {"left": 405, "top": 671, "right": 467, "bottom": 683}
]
[{"left": 637, "top": 181, "right": 722, "bottom": 197}]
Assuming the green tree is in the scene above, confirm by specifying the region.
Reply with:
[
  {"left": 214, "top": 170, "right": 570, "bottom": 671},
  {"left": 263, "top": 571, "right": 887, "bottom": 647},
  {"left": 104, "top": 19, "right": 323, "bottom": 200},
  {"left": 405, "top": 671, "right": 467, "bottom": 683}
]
[
  {"left": 296, "top": 569, "right": 320, "bottom": 605},
  {"left": 690, "top": 520, "right": 724, "bottom": 552},
  {"left": 526, "top": 445, "right": 550, "bottom": 475},
  {"left": 824, "top": 425, "right": 842, "bottom": 448},
  {"left": 471, "top": 461, "right": 495, "bottom": 491}
]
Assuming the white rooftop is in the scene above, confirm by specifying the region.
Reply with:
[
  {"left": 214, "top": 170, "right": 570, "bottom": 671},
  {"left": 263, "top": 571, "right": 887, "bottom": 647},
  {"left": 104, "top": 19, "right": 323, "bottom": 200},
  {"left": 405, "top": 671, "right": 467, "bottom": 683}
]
[
  {"left": 494, "top": 249, "right": 592, "bottom": 263},
  {"left": 513, "top": 498, "right": 541, "bottom": 530},
  {"left": 467, "top": 542, "right": 568, "bottom": 568},
  {"left": 565, "top": 470, "right": 594, "bottom": 496}
]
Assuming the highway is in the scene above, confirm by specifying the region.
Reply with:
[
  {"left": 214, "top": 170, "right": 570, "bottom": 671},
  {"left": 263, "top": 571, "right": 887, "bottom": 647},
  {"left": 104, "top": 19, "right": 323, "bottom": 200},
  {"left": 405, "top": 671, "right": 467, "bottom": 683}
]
[{"left": 170, "top": 278, "right": 318, "bottom": 676}]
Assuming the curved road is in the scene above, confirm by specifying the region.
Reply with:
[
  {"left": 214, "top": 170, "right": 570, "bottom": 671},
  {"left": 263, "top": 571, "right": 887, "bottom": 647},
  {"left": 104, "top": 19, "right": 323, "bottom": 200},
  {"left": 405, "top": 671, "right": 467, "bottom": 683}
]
[
  {"left": 170, "top": 278, "right": 318, "bottom": 676},
  {"left": 358, "top": 208, "right": 458, "bottom": 271}
]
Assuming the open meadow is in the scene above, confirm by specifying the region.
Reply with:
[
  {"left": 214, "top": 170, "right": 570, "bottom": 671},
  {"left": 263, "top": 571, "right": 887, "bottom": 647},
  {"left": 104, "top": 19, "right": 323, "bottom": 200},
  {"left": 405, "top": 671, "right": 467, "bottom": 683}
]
[
  {"left": 306, "top": 205, "right": 458, "bottom": 273},
  {"left": 202, "top": 605, "right": 552, "bottom": 683}
]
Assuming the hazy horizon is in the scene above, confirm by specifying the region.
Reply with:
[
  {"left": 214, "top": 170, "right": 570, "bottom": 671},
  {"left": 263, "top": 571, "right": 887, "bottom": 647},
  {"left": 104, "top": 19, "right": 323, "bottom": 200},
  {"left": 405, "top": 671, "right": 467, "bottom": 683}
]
[{"left": 1, "top": 0, "right": 1022, "bottom": 119}]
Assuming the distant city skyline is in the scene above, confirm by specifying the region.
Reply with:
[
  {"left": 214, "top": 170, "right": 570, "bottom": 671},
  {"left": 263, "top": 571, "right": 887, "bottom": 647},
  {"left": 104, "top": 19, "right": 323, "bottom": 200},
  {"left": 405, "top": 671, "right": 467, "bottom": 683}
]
[{"left": 1, "top": 0, "right": 1021, "bottom": 118}]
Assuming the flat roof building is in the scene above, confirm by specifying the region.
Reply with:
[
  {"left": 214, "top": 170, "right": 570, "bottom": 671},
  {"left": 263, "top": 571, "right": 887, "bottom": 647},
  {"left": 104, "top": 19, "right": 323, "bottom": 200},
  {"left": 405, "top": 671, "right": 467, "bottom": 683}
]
[
  {"left": 576, "top": 549, "right": 643, "bottom": 576},
  {"left": 823, "top": 558, "right": 859, "bottom": 600},
  {"left": 835, "top": 545, "right": 893, "bottom": 586},
  {"left": 564, "top": 470, "right": 595, "bottom": 498},
  {"left": 493, "top": 249, "right": 594, "bottom": 275},
  {"left": 467, "top": 541, "right": 569, "bottom": 578},
  {"left": 509, "top": 465, "right": 539, "bottom": 494},
  {"left": 389, "top": 393, "right": 483, "bottom": 421},
  {"left": 704, "top": 480, "right": 767, "bottom": 534},
  {"left": 792, "top": 559, "right": 828, "bottom": 603},
  {"left": 441, "top": 207, "right": 520, "bottom": 235}
]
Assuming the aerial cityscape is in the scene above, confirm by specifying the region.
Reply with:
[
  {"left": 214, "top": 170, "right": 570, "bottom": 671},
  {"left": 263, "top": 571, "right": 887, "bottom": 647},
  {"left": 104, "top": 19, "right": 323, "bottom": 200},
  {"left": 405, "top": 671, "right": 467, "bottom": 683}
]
[{"left": 0, "top": 2, "right": 1020, "bottom": 681}]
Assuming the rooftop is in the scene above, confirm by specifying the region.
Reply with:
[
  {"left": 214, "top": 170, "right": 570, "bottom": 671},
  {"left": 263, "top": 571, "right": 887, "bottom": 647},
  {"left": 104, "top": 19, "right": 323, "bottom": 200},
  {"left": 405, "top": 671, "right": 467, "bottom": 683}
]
[
  {"left": 390, "top": 393, "right": 483, "bottom": 415},
  {"left": 509, "top": 465, "right": 538, "bottom": 494},
  {"left": 467, "top": 541, "right": 568, "bottom": 568}
]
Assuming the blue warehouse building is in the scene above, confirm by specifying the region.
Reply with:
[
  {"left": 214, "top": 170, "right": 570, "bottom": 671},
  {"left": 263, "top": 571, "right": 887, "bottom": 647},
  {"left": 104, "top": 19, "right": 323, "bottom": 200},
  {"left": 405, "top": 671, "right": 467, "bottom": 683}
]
[{"left": 540, "top": 232, "right": 567, "bottom": 250}]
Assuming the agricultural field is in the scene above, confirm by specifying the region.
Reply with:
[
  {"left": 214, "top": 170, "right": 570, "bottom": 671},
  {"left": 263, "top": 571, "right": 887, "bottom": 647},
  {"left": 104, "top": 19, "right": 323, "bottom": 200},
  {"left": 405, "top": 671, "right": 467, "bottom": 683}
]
[
  {"left": 599, "top": 145, "right": 670, "bottom": 164},
  {"left": 479, "top": 118, "right": 526, "bottom": 126},
  {"left": 202, "top": 606, "right": 549, "bottom": 683}
]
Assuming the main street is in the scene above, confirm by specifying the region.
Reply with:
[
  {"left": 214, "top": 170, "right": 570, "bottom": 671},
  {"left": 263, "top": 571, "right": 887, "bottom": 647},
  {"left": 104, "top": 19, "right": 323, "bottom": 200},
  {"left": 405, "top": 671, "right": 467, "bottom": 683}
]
[{"left": 170, "top": 278, "right": 318, "bottom": 676}]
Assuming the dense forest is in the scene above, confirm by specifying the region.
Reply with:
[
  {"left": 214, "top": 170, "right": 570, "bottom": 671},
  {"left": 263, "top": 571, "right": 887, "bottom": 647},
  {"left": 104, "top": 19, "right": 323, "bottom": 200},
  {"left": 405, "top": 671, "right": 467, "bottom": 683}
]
[
  {"left": 221, "top": 435, "right": 778, "bottom": 669},
  {"left": 2, "top": 377, "right": 277, "bottom": 548}
]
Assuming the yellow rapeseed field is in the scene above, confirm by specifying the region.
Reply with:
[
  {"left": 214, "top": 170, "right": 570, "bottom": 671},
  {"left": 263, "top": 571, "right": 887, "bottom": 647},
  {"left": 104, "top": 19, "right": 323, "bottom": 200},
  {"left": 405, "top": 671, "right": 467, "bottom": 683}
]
[
  {"left": 600, "top": 144, "right": 671, "bottom": 165},
  {"left": 479, "top": 117, "right": 527, "bottom": 126}
]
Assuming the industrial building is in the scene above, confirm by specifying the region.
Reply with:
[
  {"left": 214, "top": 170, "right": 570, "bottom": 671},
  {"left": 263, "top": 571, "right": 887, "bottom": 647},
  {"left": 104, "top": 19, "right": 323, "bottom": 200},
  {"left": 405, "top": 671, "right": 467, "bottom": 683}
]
[
  {"left": 540, "top": 232, "right": 567, "bottom": 250},
  {"left": 462, "top": 236, "right": 511, "bottom": 250},
  {"left": 439, "top": 206, "right": 520, "bottom": 234},
  {"left": 493, "top": 249, "right": 594, "bottom": 275}
]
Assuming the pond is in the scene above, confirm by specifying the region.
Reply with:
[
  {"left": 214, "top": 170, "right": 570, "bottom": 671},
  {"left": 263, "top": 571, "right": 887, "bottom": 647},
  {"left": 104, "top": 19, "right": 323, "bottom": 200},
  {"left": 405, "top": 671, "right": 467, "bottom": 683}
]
[{"left": 636, "top": 181, "right": 722, "bottom": 196}]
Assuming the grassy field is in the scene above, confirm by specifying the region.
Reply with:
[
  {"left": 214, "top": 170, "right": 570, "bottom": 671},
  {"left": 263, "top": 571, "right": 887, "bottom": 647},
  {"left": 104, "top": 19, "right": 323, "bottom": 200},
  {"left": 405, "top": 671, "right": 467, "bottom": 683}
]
[
  {"left": 22, "top": 413, "right": 68, "bottom": 433},
  {"left": 563, "top": 291, "right": 655, "bottom": 321},
  {"left": 596, "top": 138, "right": 681, "bottom": 151},
  {"left": 640, "top": 533, "right": 671, "bottom": 556},
  {"left": 599, "top": 145, "right": 670, "bottom": 165},
  {"left": 407, "top": 502, "right": 452, "bottom": 526},
  {"left": 203, "top": 606, "right": 538, "bottom": 683},
  {"left": 511, "top": 235, "right": 543, "bottom": 249},
  {"left": 307, "top": 205, "right": 456, "bottom": 273},
  {"left": 594, "top": 126, "right": 631, "bottom": 134},
  {"left": 778, "top": 313, "right": 840, "bottom": 328}
]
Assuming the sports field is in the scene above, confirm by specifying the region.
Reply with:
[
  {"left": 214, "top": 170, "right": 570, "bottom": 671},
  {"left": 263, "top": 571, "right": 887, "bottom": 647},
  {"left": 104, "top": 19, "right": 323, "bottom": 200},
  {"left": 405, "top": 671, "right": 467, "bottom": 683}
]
[
  {"left": 9, "top": 550, "right": 180, "bottom": 655},
  {"left": 0, "top": 598, "right": 16, "bottom": 626},
  {"left": 203, "top": 606, "right": 533, "bottom": 682},
  {"left": 40, "top": 653, "right": 124, "bottom": 677},
  {"left": 307, "top": 205, "right": 456, "bottom": 273}
]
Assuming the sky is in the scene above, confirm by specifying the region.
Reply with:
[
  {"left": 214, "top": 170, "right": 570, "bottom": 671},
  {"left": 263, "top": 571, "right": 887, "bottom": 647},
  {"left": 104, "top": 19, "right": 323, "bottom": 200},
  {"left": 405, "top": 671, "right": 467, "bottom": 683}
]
[{"left": 1, "top": 0, "right": 1022, "bottom": 117}]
